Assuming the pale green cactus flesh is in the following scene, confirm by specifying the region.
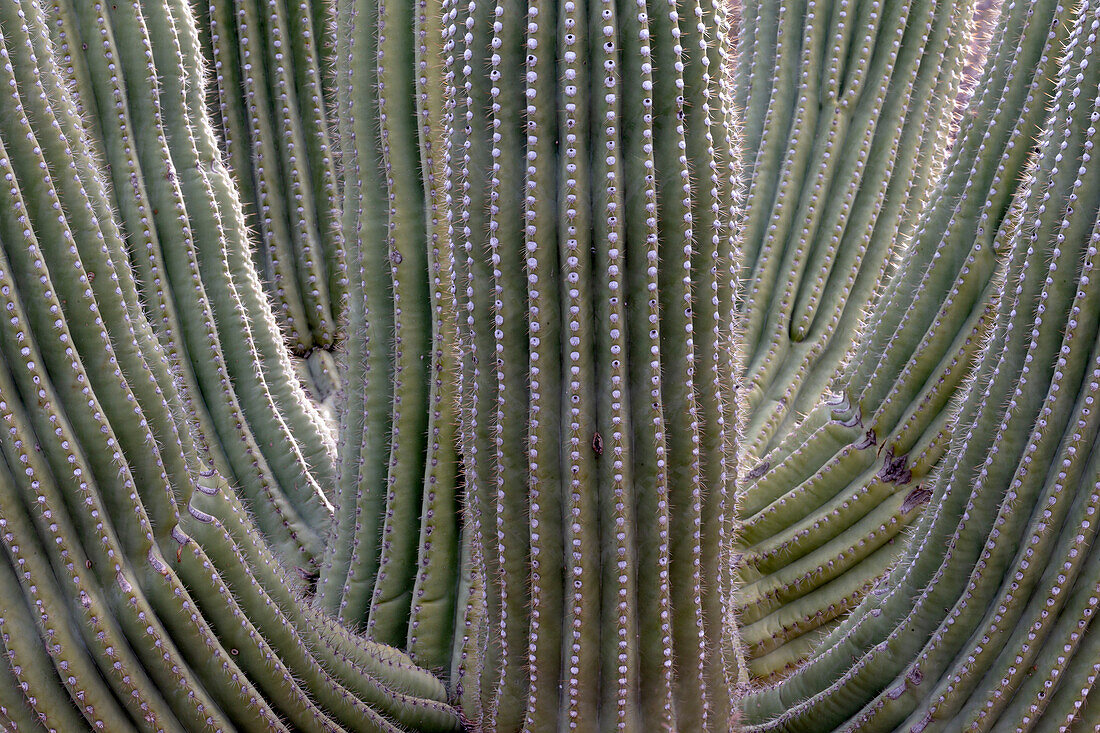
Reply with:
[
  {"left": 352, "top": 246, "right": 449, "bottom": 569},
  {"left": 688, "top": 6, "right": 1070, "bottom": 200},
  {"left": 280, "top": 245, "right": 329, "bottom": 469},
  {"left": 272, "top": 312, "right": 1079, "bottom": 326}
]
[
  {"left": 196, "top": 0, "right": 344, "bottom": 356},
  {"left": 735, "top": 0, "right": 975, "bottom": 460},
  {"left": 313, "top": 0, "right": 465, "bottom": 688},
  {"left": 2, "top": 0, "right": 1100, "bottom": 730}
]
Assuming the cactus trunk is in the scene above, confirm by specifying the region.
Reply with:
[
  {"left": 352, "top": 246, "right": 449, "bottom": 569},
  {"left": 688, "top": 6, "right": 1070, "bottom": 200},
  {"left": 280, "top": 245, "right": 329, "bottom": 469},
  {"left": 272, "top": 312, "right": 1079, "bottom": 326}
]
[{"left": 440, "top": 0, "right": 742, "bottom": 727}]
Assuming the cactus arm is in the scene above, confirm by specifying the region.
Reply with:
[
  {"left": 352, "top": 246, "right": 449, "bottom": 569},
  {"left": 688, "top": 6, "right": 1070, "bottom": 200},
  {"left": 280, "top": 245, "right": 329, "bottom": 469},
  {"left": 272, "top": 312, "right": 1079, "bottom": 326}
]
[
  {"left": 914, "top": 337, "right": 1100, "bottom": 729},
  {"left": 256, "top": 0, "right": 336, "bottom": 346},
  {"left": 0, "top": 509, "right": 118, "bottom": 732},
  {"left": 188, "top": 477, "right": 454, "bottom": 705},
  {"left": 743, "top": 6, "right": 1100, "bottom": 724},
  {"left": 0, "top": 270, "right": 183, "bottom": 732},
  {"left": 99, "top": 0, "right": 317, "bottom": 564},
  {"left": 4, "top": 0, "right": 189, "bottom": 538},
  {"left": 848, "top": 0, "right": 1065, "bottom": 409},
  {"left": 735, "top": 0, "right": 1075, "bottom": 672},
  {"left": 179, "top": 506, "right": 460, "bottom": 733},
  {"left": 738, "top": 0, "right": 791, "bottom": 237},
  {"left": 165, "top": 0, "right": 338, "bottom": 534},
  {"left": 171, "top": 538, "right": 346, "bottom": 733},
  {"left": 0, "top": 87, "right": 283, "bottom": 726},
  {"left": 281, "top": 0, "right": 346, "bottom": 321},
  {"left": 232, "top": 0, "right": 315, "bottom": 351},
  {"left": 49, "top": 0, "right": 228, "bottom": 485},
  {"left": 0, "top": 547, "right": 81, "bottom": 732},
  {"left": 851, "top": 69, "right": 1100, "bottom": 729}
]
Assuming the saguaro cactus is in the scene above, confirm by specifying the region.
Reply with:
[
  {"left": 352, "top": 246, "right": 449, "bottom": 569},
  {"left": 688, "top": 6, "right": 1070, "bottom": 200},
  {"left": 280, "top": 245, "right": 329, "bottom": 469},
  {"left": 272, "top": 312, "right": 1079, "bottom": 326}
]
[
  {"left": 45, "top": 0, "right": 341, "bottom": 571},
  {"left": 198, "top": 0, "right": 345, "bottom": 357},
  {"left": 315, "top": 0, "right": 465, "bottom": 684}
]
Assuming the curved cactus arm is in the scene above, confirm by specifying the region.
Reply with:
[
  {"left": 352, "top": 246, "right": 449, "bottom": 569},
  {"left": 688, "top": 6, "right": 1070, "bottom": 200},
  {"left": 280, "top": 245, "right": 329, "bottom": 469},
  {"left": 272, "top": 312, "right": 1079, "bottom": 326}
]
[
  {"left": 281, "top": 0, "right": 345, "bottom": 321},
  {"left": 47, "top": 0, "right": 331, "bottom": 566},
  {"left": 0, "top": 547, "right": 82, "bottom": 733},
  {"left": 155, "top": 0, "right": 336, "bottom": 536},
  {"left": 187, "top": 476, "right": 454, "bottom": 703},
  {"left": 738, "top": 0, "right": 975, "bottom": 457},
  {"left": 734, "top": 0, "right": 1075, "bottom": 674},
  {"left": 0, "top": 2, "right": 477, "bottom": 731},
  {"left": 199, "top": 0, "right": 345, "bottom": 354},
  {"left": 742, "top": 4, "right": 1100, "bottom": 726},
  {"left": 254, "top": 0, "right": 336, "bottom": 346},
  {"left": 176, "top": 508, "right": 459, "bottom": 733},
  {"left": 0, "top": 504, "right": 125, "bottom": 733}
]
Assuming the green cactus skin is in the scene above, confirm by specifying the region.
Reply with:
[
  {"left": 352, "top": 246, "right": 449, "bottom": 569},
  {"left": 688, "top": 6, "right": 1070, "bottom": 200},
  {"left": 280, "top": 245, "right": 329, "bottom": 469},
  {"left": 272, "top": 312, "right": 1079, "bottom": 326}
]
[
  {"left": 443, "top": 0, "right": 740, "bottom": 727},
  {"left": 741, "top": 2, "right": 1100, "bottom": 728},
  {"left": 735, "top": 0, "right": 1076, "bottom": 679},
  {"left": 0, "top": 0, "right": 462, "bottom": 730}
]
